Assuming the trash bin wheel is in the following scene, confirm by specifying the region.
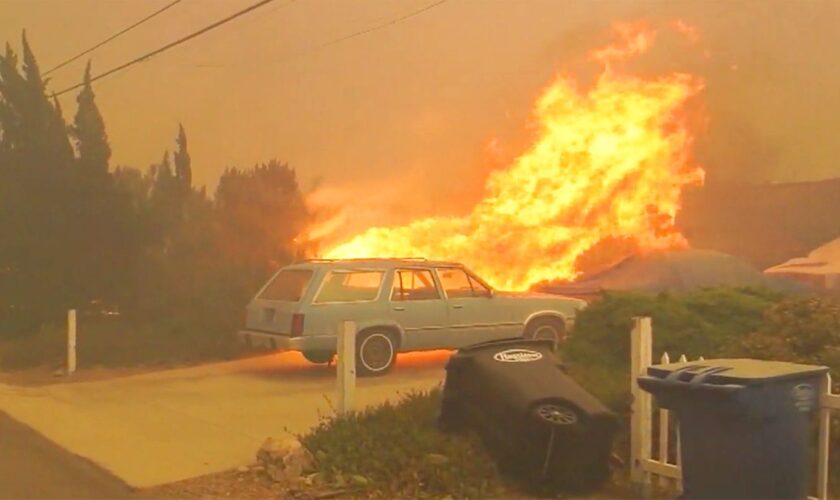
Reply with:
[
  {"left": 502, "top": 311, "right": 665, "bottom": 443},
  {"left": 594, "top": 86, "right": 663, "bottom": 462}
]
[
  {"left": 532, "top": 402, "right": 579, "bottom": 426},
  {"left": 524, "top": 317, "right": 565, "bottom": 350},
  {"left": 302, "top": 350, "right": 334, "bottom": 364},
  {"left": 356, "top": 329, "right": 398, "bottom": 376}
]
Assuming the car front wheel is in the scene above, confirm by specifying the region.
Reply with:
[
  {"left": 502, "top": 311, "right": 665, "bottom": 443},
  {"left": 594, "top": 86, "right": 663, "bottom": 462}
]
[{"left": 356, "top": 330, "right": 397, "bottom": 377}]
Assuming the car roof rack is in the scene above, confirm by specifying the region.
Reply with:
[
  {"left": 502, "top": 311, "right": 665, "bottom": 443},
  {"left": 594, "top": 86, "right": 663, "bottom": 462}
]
[{"left": 301, "top": 257, "right": 428, "bottom": 262}]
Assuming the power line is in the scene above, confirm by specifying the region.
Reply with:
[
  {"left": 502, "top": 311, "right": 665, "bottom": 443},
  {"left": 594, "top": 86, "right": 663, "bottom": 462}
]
[
  {"left": 44, "top": 0, "right": 185, "bottom": 76},
  {"left": 195, "top": 0, "right": 449, "bottom": 69},
  {"left": 53, "top": 0, "right": 280, "bottom": 97},
  {"left": 308, "top": 0, "right": 448, "bottom": 53}
]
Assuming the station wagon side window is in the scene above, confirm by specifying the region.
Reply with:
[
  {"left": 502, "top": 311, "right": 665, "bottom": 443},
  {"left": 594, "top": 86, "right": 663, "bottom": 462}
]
[
  {"left": 259, "top": 269, "right": 314, "bottom": 301},
  {"left": 437, "top": 267, "right": 491, "bottom": 298},
  {"left": 313, "top": 270, "right": 384, "bottom": 303},
  {"left": 391, "top": 269, "right": 441, "bottom": 301}
]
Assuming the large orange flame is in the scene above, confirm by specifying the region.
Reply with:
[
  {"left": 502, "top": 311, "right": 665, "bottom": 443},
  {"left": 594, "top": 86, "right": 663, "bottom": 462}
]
[{"left": 324, "top": 24, "right": 705, "bottom": 291}]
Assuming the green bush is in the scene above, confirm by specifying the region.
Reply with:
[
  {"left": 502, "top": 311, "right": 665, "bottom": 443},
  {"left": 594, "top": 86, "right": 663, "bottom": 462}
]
[
  {"left": 561, "top": 287, "right": 784, "bottom": 410},
  {"left": 300, "top": 389, "right": 504, "bottom": 499},
  {"left": 724, "top": 295, "right": 840, "bottom": 372}
]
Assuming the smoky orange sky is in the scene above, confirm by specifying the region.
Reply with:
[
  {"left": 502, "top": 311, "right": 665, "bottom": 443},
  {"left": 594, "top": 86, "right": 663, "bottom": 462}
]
[{"left": 2, "top": 0, "right": 840, "bottom": 239}]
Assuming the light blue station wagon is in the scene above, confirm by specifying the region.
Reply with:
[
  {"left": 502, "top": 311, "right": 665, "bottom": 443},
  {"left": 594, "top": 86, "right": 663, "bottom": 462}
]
[{"left": 237, "top": 258, "right": 586, "bottom": 376}]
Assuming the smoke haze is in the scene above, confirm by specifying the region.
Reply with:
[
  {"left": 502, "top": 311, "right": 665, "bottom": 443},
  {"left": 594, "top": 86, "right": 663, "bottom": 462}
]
[{"left": 3, "top": 0, "right": 839, "bottom": 238}]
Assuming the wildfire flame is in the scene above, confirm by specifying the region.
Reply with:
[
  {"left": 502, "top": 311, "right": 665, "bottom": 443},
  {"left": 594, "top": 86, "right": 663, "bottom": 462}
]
[{"left": 324, "top": 23, "right": 705, "bottom": 291}]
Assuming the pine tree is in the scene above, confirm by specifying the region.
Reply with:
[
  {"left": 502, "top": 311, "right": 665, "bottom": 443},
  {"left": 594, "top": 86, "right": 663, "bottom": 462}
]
[{"left": 73, "top": 61, "right": 111, "bottom": 176}]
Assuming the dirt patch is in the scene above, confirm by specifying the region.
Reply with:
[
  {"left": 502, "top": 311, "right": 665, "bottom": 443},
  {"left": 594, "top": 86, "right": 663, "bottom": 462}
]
[
  {"left": 139, "top": 464, "right": 637, "bottom": 499},
  {"left": 138, "top": 465, "right": 359, "bottom": 499}
]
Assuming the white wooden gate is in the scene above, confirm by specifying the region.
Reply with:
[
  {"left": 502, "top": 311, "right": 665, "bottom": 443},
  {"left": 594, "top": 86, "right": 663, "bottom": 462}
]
[{"left": 629, "top": 316, "right": 836, "bottom": 499}]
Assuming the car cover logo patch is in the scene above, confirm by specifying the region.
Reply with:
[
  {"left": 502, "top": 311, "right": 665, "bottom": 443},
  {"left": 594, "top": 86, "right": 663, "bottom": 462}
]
[
  {"left": 792, "top": 383, "right": 816, "bottom": 412},
  {"left": 493, "top": 349, "right": 543, "bottom": 363}
]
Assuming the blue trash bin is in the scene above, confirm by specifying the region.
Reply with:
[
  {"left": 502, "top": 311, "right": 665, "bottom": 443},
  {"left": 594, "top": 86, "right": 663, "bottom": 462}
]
[{"left": 638, "top": 358, "right": 828, "bottom": 499}]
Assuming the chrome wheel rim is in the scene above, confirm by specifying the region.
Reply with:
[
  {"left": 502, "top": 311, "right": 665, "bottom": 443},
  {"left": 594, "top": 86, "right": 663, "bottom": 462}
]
[
  {"left": 534, "top": 403, "right": 578, "bottom": 425},
  {"left": 360, "top": 333, "right": 394, "bottom": 372}
]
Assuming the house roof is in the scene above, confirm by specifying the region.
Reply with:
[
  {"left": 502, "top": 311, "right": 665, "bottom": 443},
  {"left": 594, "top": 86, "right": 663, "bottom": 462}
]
[
  {"left": 540, "top": 249, "right": 788, "bottom": 295},
  {"left": 765, "top": 237, "right": 840, "bottom": 275}
]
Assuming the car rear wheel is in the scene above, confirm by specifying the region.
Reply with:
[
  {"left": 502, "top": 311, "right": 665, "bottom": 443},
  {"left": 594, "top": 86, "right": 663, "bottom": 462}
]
[
  {"left": 524, "top": 317, "right": 566, "bottom": 350},
  {"left": 302, "top": 350, "right": 334, "bottom": 364},
  {"left": 356, "top": 330, "right": 397, "bottom": 377}
]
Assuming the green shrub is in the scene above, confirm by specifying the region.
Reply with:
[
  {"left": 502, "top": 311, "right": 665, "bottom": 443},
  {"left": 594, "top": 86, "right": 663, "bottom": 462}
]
[
  {"left": 560, "top": 287, "right": 784, "bottom": 411},
  {"left": 300, "top": 389, "right": 504, "bottom": 499},
  {"left": 724, "top": 295, "right": 840, "bottom": 372}
]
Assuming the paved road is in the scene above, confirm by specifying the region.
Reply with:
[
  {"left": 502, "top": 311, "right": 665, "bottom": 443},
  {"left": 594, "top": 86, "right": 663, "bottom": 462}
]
[
  {"left": 0, "top": 351, "right": 447, "bottom": 488},
  {"left": 0, "top": 411, "right": 130, "bottom": 499}
]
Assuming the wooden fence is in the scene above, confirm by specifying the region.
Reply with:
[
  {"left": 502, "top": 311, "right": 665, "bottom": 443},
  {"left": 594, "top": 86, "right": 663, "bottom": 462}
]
[{"left": 629, "top": 316, "right": 837, "bottom": 499}]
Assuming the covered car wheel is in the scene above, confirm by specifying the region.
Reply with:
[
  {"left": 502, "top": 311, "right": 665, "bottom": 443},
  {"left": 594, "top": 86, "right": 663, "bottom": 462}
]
[
  {"left": 356, "top": 330, "right": 397, "bottom": 377},
  {"left": 532, "top": 402, "right": 579, "bottom": 426},
  {"left": 524, "top": 317, "right": 565, "bottom": 351},
  {"left": 302, "top": 350, "right": 334, "bottom": 364}
]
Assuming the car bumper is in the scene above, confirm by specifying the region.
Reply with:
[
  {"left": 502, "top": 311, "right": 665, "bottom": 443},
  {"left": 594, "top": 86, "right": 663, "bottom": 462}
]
[{"left": 237, "top": 330, "right": 336, "bottom": 352}]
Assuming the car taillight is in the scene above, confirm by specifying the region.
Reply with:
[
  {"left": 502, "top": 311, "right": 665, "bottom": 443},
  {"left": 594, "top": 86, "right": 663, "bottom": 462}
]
[{"left": 291, "top": 313, "right": 305, "bottom": 336}]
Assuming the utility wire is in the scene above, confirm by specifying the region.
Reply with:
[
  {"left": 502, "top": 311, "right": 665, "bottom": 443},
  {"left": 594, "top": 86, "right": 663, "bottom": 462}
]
[
  {"left": 53, "top": 0, "right": 279, "bottom": 97},
  {"left": 308, "top": 0, "right": 448, "bottom": 53},
  {"left": 195, "top": 0, "right": 449, "bottom": 68},
  {"left": 44, "top": 0, "right": 185, "bottom": 76}
]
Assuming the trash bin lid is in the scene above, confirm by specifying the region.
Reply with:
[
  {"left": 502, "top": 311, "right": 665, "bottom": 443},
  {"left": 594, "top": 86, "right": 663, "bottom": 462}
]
[{"left": 647, "top": 358, "right": 828, "bottom": 386}]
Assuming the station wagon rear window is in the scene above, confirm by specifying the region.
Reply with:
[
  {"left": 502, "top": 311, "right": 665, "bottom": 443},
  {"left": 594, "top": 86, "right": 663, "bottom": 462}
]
[
  {"left": 258, "top": 269, "right": 313, "bottom": 301},
  {"left": 314, "top": 271, "right": 384, "bottom": 303}
]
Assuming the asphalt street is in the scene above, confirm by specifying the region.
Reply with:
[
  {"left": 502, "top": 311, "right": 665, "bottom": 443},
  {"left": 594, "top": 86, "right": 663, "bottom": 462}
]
[{"left": 0, "top": 410, "right": 131, "bottom": 499}]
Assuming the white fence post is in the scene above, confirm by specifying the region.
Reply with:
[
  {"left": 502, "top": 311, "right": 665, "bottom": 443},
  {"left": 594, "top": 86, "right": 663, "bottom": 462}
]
[
  {"left": 675, "top": 353, "right": 687, "bottom": 493},
  {"left": 66, "top": 309, "right": 77, "bottom": 375},
  {"left": 337, "top": 320, "right": 356, "bottom": 414},
  {"left": 817, "top": 372, "right": 832, "bottom": 500},
  {"left": 630, "top": 316, "right": 653, "bottom": 493},
  {"left": 658, "top": 351, "right": 671, "bottom": 489}
]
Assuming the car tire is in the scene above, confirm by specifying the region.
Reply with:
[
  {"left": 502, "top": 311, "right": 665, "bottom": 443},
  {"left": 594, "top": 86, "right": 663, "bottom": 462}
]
[
  {"left": 302, "top": 350, "right": 334, "bottom": 364},
  {"left": 356, "top": 329, "right": 397, "bottom": 377},
  {"left": 524, "top": 317, "right": 566, "bottom": 350}
]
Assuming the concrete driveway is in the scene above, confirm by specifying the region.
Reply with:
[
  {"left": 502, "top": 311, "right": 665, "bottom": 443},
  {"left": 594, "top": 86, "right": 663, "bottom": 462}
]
[{"left": 0, "top": 351, "right": 448, "bottom": 488}]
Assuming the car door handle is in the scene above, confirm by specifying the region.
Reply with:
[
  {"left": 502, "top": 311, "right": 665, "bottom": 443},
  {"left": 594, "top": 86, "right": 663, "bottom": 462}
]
[
  {"left": 452, "top": 304, "right": 463, "bottom": 309},
  {"left": 393, "top": 306, "right": 406, "bottom": 311}
]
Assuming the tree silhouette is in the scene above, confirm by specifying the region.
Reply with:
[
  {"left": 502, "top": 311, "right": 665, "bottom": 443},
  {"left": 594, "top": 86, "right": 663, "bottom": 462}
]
[
  {"left": 73, "top": 61, "right": 111, "bottom": 176},
  {"left": 0, "top": 32, "right": 312, "bottom": 347},
  {"left": 173, "top": 123, "right": 191, "bottom": 193}
]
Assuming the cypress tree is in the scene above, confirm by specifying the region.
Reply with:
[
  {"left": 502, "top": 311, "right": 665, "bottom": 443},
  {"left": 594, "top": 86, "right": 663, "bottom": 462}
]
[
  {"left": 73, "top": 61, "right": 110, "bottom": 176},
  {"left": 173, "top": 124, "right": 191, "bottom": 193},
  {"left": 19, "top": 31, "right": 73, "bottom": 169}
]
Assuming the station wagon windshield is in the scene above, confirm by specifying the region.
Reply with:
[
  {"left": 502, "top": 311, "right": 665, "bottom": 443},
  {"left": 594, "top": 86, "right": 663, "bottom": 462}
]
[{"left": 258, "top": 269, "right": 313, "bottom": 301}]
